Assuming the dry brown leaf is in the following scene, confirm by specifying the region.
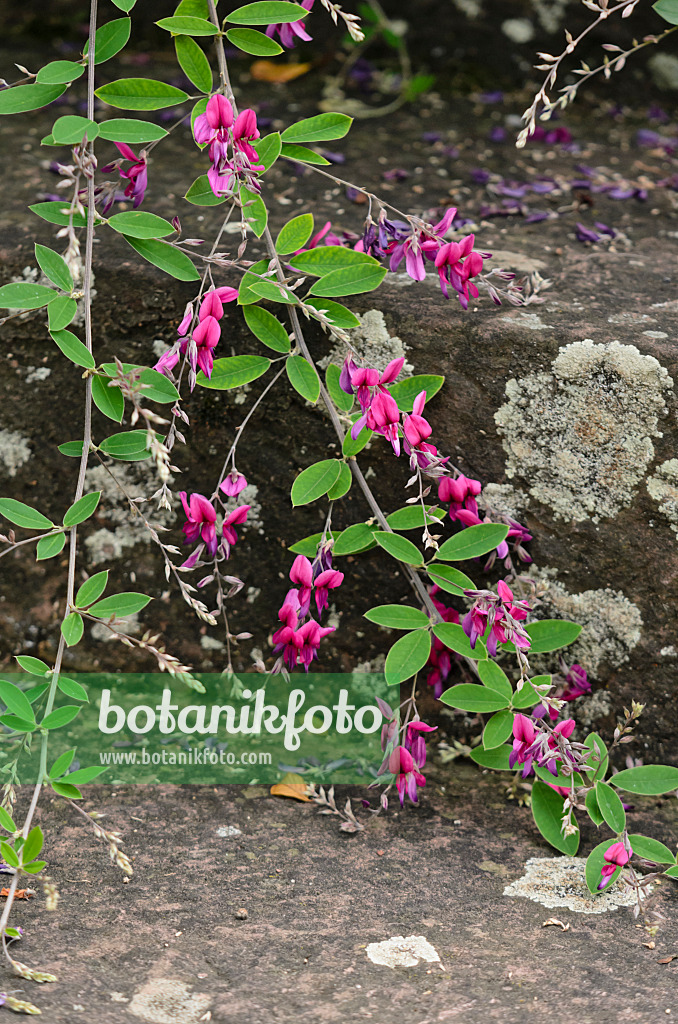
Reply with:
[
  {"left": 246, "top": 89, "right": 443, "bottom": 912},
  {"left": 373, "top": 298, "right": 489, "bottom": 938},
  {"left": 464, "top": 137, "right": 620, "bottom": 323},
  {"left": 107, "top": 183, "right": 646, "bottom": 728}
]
[
  {"left": 542, "top": 918, "right": 570, "bottom": 931},
  {"left": 0, "top": 888, "right": 32, "bottom": 899},
  {"left": 270, "top": 772, "right": 311, "bottom": 802},
  {"left": 657, "top": 955, "right": 678, "bottom": 964},
  {"left": 251, "top": 60, "right": 311, "bottom": 83}
]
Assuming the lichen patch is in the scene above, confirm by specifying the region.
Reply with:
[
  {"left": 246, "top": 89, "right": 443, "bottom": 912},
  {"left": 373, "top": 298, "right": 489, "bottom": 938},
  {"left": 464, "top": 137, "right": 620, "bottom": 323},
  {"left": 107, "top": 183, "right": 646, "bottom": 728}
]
[
  {"left": 0, "top": 429, "right": 32, "bottom": 477},
  {"left": 84, "top": 463, "right": 175, "bottom": 565},
  {"left": 647, "top": 459, "right": 678, "bottom": 539},
  {"left": 128, "top": 978, "right": 211, "bottom": 1024},
  {"left": 504, "top": 857, "right": 644, "bottom": 914},
  {"left": 495, "top": 340, "right": 673, "bottom": 521},
  {"left": 365, "top": 935, "right": 442, "bottom": 969}
]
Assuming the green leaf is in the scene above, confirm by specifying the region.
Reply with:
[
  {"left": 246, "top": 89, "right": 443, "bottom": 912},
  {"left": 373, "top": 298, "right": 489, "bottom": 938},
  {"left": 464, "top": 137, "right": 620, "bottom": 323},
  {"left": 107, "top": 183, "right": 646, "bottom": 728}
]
[
  {"left": 610, "top": 765, "right": 678, "bottom": 796},
  {"left": 510, "top": 680, "right": 544, "bottom": 709},
  {"left": 175, "top": 35, "right": 213, "bottom": 93},
  {"left": 248, "top": 276, "right": 299, "bottom": 304},
  {"left": 276, "top": 214, "right": 314, "bottom": 255},
  {"left": 585, "top": 787, "right": 604, "bottom": 827},
  {"left": 386, "top": 506, "right": 444, "bottom": 531},
  {"left": 0, "top": 83, "right": 66, "bottom": 115},
  {"left": 23, "top": 860, "right": 47, "bottom": 874},
  {"left": 373, "top": 531, "right": 423, "bottom": 566},
  {"left": 123, "top": 236, "right": 199, "bottom": 280},
  {"left": 342, "top": 425, "right": 371, "bottom": 457},
  {"left": 99, "top": 431, "right": 153, "bottom": 459},
  {"left": 76, "top": 571, "right": 109, "bottom": 609},
  {"left": 0, "top": 283, "right": 56, "bottom": 310},
  {"left": 225, "top": 1, "right": 308, "bottom": 24},
  {"left": 439, "top": 683, "right": 508, "bottom": 713},
  {"left": 92, "top": 374, "right": 124, "bottom": 422},
  {"left": 185, "top": 173, "right": 227, "bottom": 206},
  {"left": 28, "top": 201, "right": 87, "bottom": 228},
  {"left": 280, "top": 143, "right": 331, "bottom": 165},
  {"left": 48, "top": 297, "right": 77, "bottom": 332},
  {"left": 364, "top": 605, "right": 430, "bottom": 630},
  {"left": 425, "top": 564, "right": 476, "bottom": 596},
  {"left": 654, "top": 0, "right": 678, "bottom": 24},
  {"left": 0, "top": 499, "right": 53, "bottom": 530},
  {"left": 50, "top": 750, "right": 76, "bottom": 779},
  {"left": 309, "top": 263, "right": 387, "bottom": 298},
  {"left": 0, "top": 843, "right": 19, "bottom": 869},
  {"left": 157, "top": 15, "right": 219, "bottom": 34},
  {"left": 242, "top": 305, "right": 290, "bottom": 354},
  {"left": 51, "top": 329, "right": 95, "bottom": 369},
  {"left": 252, "top": 132, "right": 282, "bottom": 172},
  {"left": 0, "top": 807, "right": 17, "bottom": 833},
  {"left": 289, "top": 246, "right": 379, "bottom": 276},
  {"left": 99, "top": 363, "right": 180, "bottom": 404},
  {"left": 433, "top": 622, "right": 487, "bottom": 660},
  {"left": 240, "top": 186, "right": 268, "bottom": 237},
  {"left": 226, "top": 27, "right": 284, "bottom": 54},
  {"left": 61, "top": 612, "right": 84, "bottom": 647},
  {"left": 436, "top": 523, "right": 509, "bottom": 562},
  {"left": 197, "top": 354, "right": 271, "bottom": 390},
  {"left": 585, "top": 839, "right": 620, "bottom": 895},
  {"left": 36, "top": 60, "right": 85, "bottom": 85},
  {"left": 477, "top": 659, "right": 512, "bottom": 699},
  {"left": 15, "top": 656, "right": 49, "bottom": 676},
  {"left": 63, "top": 491, "right": 101, "bottom": 528},
  {"left": 110, "top": 0, "right": 136, "bottom": 10},
  {"left": 523, "top": 620, "right": 582, "bottom": 654},
  {"left": 58, "top": 440, "right": 86, "bottom": 458},
  {"left": 57, "top": 677, "right": 89, "bottom": 702},
  {"left": 282, "top": 112, "right": 353, "bottom": 144},
  {"left": 35, "top": 244, "right": 73, "bottom": 292},
  {"left": 388, "top": 375, "right": 445, "bottom": 412},
  {"left": 89, "top": 592, "right": 151, "bottom": 618},
  {"left": 291, "top": 459, "right": 342, "bottom": 506},
  {"left": 51, "top": 781, "right": 82, "bottom": 799},
  {"left": 287, "top": 531, "right": 338, "bottom": 556},
  {"left": 22, "top": 826, "right": 43, "bottom": 864},
  {"left": 0, "top": 681, "right": 36, "bottom": 722},
  {"left": 534, "top": 764, "right": 585, "bottom": 788},
  {"left": 628, "top": 834, "right": 676, "bottom": 864},
  {"left": 286, "top": 355, "right": 320, "bottom": 403},
  {"left": 596, "top": 781, "right": 626, "bottom": 834},
  {"left": 531, "top": 779, "right": 579, "bottom": 855},
  {"left": 326, "top": 461, "right": 352, "bottom": 500},
  {"left": 0, "top": 714, "right": 37, "bottom": 733},
  {"left": 36, "top": 532, "right": 66, "bottom": 561},
  {"left": 332, "top": 522, "right": 376, "bottom": 556},
  {"left": 84, "top": 17, "right": 132, "bottom": 63},
  {"left": 325, "top": 364, "right": 353, "bottom": 412},
  {"left": 41, "top": 705, "right": 82, "bottom": 730},
  {"left": 95, "top": 78, "right": 189, "bottom": 110},
  {"left": 108, "top": 211, "right": 175, "bottom": 238},
  {"left": 384, "top": 629, "right": 432, "bottom": 685},
  {"left": 584, "top": 732, "right": 608, "bottom": 782},
  {"left": 98, "top": 118, "right": 169, "bottom": 143},
  {"left": 483, "top": 709, "right": 514, "bottom": 749},
  {"left": 63, "top": 765, "right": 108, "bottom": 784},
  {"left": 470, "top": 744, "right": 513, "bottom": 770},
  {"left": 49, "top": 115, "right": 99, "bottom": 147}
]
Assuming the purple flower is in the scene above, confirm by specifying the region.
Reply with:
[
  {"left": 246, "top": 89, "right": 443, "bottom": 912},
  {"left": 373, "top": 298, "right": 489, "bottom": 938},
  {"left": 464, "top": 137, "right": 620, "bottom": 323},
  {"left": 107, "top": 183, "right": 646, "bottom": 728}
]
[
  {"left": 266, "top": 0, "right": 314, "bottom": 47},
  {"left": 220, "top": 471, "right": 248, "bottom": 497},
  {"left": 180, "top": 492, "right": 218, "bottom": 559},
  {"left": 222, "top": 505, "right": 250, "bottom": 556},
  {"left": 598, "top": 840, "right": 632, "bottom": 890}
]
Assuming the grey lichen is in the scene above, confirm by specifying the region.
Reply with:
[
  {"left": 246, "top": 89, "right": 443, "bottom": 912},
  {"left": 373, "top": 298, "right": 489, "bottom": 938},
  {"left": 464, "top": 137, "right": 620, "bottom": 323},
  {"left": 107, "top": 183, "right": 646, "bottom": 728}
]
[
  {"left": 495, "top": 340, "right": 673, "bottom": 522},
  {"left": 527, "top": 567, "right": 642, "bottom": 675},
  {"left": 0, "top": 430, "right": 32, "bottom": 477},
  {"left": 84, "top": 463, "right": 175, "bottom": 566},
  {"left": 478, "top": 482, "right": 527, "bottom": 521},
  {"left": 504, "top": 857, "right": 644, "bottom": 914},
  {"left": 647, "top": 459, "right": 678, "bottom": 539},
  {"left": 319, "top": 309, "right": 413, "bottom": 378}
]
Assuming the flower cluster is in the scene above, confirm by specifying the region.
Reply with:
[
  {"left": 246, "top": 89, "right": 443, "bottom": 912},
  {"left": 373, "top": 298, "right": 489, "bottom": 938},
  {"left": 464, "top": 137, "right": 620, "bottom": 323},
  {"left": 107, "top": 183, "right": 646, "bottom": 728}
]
[
  {"left": 509, "top": 713, "right": 576, "bottom": 779},
  {"left": 534, "top": 663, "right": 590, "bottom": 721},
  {"left": 193, "top": 94, "right": 263, "bottom": 198},
  {"left": 378, "top": 701, "right": 436, "bottom": 806},
  {"left": 179, "top": 473, "right": 250, "bottom": 569},
  {"left": 437, "top": 473, "right": 533, "bottom": 569},
  {"left": 155, "top": 285, "right": 238, "bottom": 386},
  {"left": 462, "top": 580, "right": 531, "bottom": 657},
  {"left": 424, "top": 586, "right": 460, "bottom": 698},
  {"left": 100, "top": 142, "right": 148, "bottom": 213},
  {"left": 271, "top": 550, "right": 343, "bottom": 671},
  {"left": 598, "top": 840, "right": 632, "bottom": 890}
]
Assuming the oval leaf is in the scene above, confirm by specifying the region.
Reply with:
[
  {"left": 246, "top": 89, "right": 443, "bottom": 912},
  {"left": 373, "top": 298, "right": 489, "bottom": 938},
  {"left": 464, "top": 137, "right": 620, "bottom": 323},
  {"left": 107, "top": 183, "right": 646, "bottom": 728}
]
[
  {"left": 309, "top": 263, "right": 387, "bottom": 298},
  {"left": 51, "top": 329, "right": 95, "bottom": 369},
  {"left": 389, "top": 375, "right": 444, "bottom": 412},
  {"left": 282, "top": 112, "right": 352, "bottom": 143},
  {"left": 84, "top": 17, "right": 131, "bottom": 63},
  {"left": 41, "top": 706, "right": 82, "bottom": 730},
  {"left": 95, "top": 78, "right": 189, "bottom": 110},
  {"left": 197, "top": 354, "right": 271, "bottom": 390},
  {"left": 286, "top": 355, "right": 320, "bottom": 403},
  {"left": 291, "top": 460, "right": 342, "bottom": 506},
  {"left": 36, "top": 532, "right": 67, "bottom": 561},
  {"left": 275, "top": 213, "right": 314, "bottom": 255},
  {"left": 524, "top": 620, "right": 582, "bottom": 654},
  {"left": 108, "top": 211, "right": 175, "bottom": 238},
  {"left": 483, "top": 709, "right": 514, "bottom": 749},
  {"left": 123, "top": 236, "right": 199, "bottom": 281},
  {"left": 0, "top": 499, "right": 53, "bottom": 530},
  {"left": 0, "top": 83, "right": 66, "bottom": 115},
  {"left": 373, "top": 531, "right": 423, "bottom": 566},
  {"left": 531, "top": 779, "right": 579, "bottom": 855},
  {"left": 595, "top": 780, "right": 626, "bottom": 834},
  {"left": 98, "top": 118, "right": 169, "bottom": 143},
  {"left": 610, "top": 765, "right": 678, "bottom": 796},
  {"left": 243, "top": 305, "right": 290, "bottom": 352},
  {"left": 61, "top": 612, "right": 84, "bottom": 648},
  {"left": 0, "top": 283, "right": 56, "bottom": 310},
  {"left": 175, "top": 34, "right": 213, "bottom": 93},
  {"left": 384, "top": 629, "right": 432, "bottom": 686},
  {"left": 88, "top": 592, "right": 152, "bottom": 618},
  {"left": 364, "top": 605, "right": 430, "bottom": 630},
  {"left": 75, "top": 570, "right": 109, "bottom": 608},
  {"left": 439, "top": 683, "right": 508, "bottom": 713},
  {"left": 226, "top": 27, "right": 284, "bottom": 55},
  {"left": 63, "top": 491, "right": 101, "bottom": 528},
  {"left": 433, "top": 622, "right": 487, "bottom": 660},
  {"left": 225, "top": 2, "right": 308, "bottom": 25},
  {"left": 436, "top": 523, "right": 509, "bottom": 562}
]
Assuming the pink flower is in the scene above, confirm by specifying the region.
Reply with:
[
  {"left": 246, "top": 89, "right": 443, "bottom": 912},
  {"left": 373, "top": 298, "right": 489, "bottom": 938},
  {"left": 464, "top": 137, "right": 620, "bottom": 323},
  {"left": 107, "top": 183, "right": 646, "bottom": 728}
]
[
  {"left": 313, "top": 568, "right": 344, "bottom": 615},
  {"left": 402, "top": 391, "right": 432, "bottom": 448},
  {"left": 112, "top": 142, "right": 148, "bottom": 208},
  {"left": 290, "top": 555, "right": 314, "bottom": 617},
  {"left": 233, "top": 108, "right": 261, "bottom": 162},
  {"left": 366, "top": 391, "right": 401, "bottom": 456},
  {"left": 222, "top": 505, "right": 250, "bottom": 555},
  {"left": 266, "top": 0, "right": 314, "bottom": 48},
  {"left": 434, "top": 234, "right": 486, "bottom": 308},
  {"left": 191, "top": 315, "right": 221, "bottom": 378},
  {"left": 180, "top": 492, "right": 218, "bottom": 557},
  {"left": 220, "top": 471, "right": 248, "bottom": 497},
  {"left": 598, "top": 840, "right": 632, "bottom": 890}
]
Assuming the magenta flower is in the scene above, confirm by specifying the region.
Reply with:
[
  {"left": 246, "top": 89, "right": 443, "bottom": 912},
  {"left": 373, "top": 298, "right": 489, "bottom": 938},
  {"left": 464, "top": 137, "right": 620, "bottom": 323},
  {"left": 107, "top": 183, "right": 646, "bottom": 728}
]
[
  {"left": 193, "top": 94, "right": 263, "bottom": 198},
  {"left": 366, "top": 390, "right": 401, "bottom": 456},
  {"left": 424, "top": 587, "right": 459, "bottom": 697},
  {"left": 295, "top": 618, "right": 335, "bottom": 670},
  {"left": 388, "top": 745, "right": 426, "bottom": 805},
  {"left": 434, "top": 235, "right": 485, "bottom": 308},
  {"left": 290, "top": 555, "right": 314, "bottom": 617},
  {"left": 598, "top": 840, "right": 632, "bottom": 890},
  {"left": 402, "top": 390, "right": 432, "bottom": 448},
  {"left": 180, "top": 492, "right": 218, "bottom": 559},
  {"left": 220, "top": 470, "right": 248, "bottom": 497},
  {"left": 266, "top": 0, "right": 314, "bottom": 48},
  {"left": 191, "top": 314, "right": 221, "bottom": 378},
  {"left": 509, "top": 714, "right": 537, "bottom": 777},
  {"left": 222, "top": 505, "right": 250, "bottom": 555},
  {"left": 296, "top": 219, "right": 343, "bottom": 253},
  {"left": 154, "top": 287, "right": 238, "bottom": 382},
  {"left": 111, "top": 142, "right": 148, "bottom": 208},
  {"left": 313, "top": 568, "right": 344, "bottom": 615}
]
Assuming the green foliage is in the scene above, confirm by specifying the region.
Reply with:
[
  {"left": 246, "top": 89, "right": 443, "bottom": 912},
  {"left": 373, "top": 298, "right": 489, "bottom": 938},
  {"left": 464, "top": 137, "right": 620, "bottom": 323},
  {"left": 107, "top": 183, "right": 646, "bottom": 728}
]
[
  {"left": 326, "top": 461, "right": 352, "bottom": 500},
  {"left": 41, "top": 706, "right": 81, "bottom": 730},
  {"left": 531, "top": 779, "right": 579, "bottom": 855},
  {"left": 477, "top": 659, "right": 512, "bottom": 699},
  {"left": 76, "top": 571, "right": 109, "bottom": 608},
  {"left": 175, "top": 35, "right": 213, "bottom": 92},
  {"left": 0, "top": 83, "right": 66, "bottom": 115},
  {"left": 61, "top": 612, "right": 84, "bottom": 647},
  {"left": 308, "top": 262, "right": 387, "bottom": 297},
  {"left": 385, "top": 506, "right": 444, "bottom": 531},
  {"left": 197, "top": 354, "right": 271, "bottom": 390},
  {"left": 470, "top": 745, "right": 513, "bottom": 770},
  {"left": 51, "top": 330, "right": 95, "bottom": 369},
  {"left": 36, "top": 61, "right": 85, "bottom": 85},
  {"left": 29, "top": 201, "right": 87, "bottom": 228},
  {"left": 372, "top": 531, "right": 423, "bottom": 566},
  {"left": 282, "top": 112, "right": 353, "bottom": 143},
  {"left": 483, "top": 709, "right": 514, "bottom": 749},
  {"left": 432, "top": 622, "right": 487, "bottom": 659},
  {"left": 364, "top": 605, "right": 429, "bottom": 629},
  {"left": 185, "top": 174, "right": 228, "bottom": 206},
  {"left": 123, "top": 237, "right": 200, "bottom": 280},
  {"left": 425, "top": 564, "right": 475, "bottom": 596},
  {"left": 0, "top": 681, "right": 36, "bottom": 722},
  {"left": 595, "top": 781, "right": 626, "bottom": 834},
  {"left": 331, "top": 523, "right": 376, "bottom": 555},
  {"left": 226, "top": 27, "right": 284, "bottom": 54},
  {"left": 253, "top": 132, "right": 282, "bottom": 172},
  {"left": 35, "top": 244, "right": 73, "bottom": 292},
  {"left": 63, "top": 492, "right": 101, "bottom": 528},
  {"left": 384, "top": 629, "right": 432, "bottom": 685},
  {"left": 325, "top": 364, "right": 353, "bottom": 412},
  {"left": 610, "top": 764, "right": 678, "bottom": 795},
  {"left": 654, "top": 0, "right": 678, "bottom": 23},
  {"left": 156, "top": 15, "right": 219, "bottom": 34},
  {"left": 435, "top": 523, "right": 509, "bottom": 562},
  {"left": 291, "top": 460, "right": 342, "bottom": 506},
  {"left": 88, "top": 592, "right": 152, "bottom": 618},
  {"left": 98, "top": 119, "right": 169, "bottom": 143},
  {"left": 92, "top": 374, "right": 125, "bottom": 422},
  {"left": 627, "top": 833, "right": 676, "bottom": 864},
  {"left": 0, "top": 282, "right": 56, "bottom": 310},
  {"left": 585, "top": 839, "right": 619, "bottom": 894},
  {"left": 15, "top": 656, "right": 49, "bottom": 676},
  {"left": 286, "top": 355, "right": 320, "bottom": 403},
  {"left": 388, "top": 375, "right": 444, "bottom": 412},
  {"left": 108, "top": 211, "right": 175, "bottom": 238},
  {"left": 280, "top": 143, "right": 330, "bottom": 165},
  {"left": 95, "top": 79, "right": 189, "bottom": 110},
  {"left": 48, "top": 298, "right": 78, "bottom": 331},
  {"left": 0, "top": 499, "right": 53, "bottom": 530},
  {"left": 342, "top": 423, "right": 371, "bottom": 457},
  {"left": 521, "top": 620, "right": 582, "bottom": 654},
  {"left": 83, "top": 17, "right": 131, "bottom": 63},
  {"left": 439, "top": 683, "right": 508, "bottom": 713},
  {"left": 36, "top": 532, "right": 67, "bottom": 561},
  {"left": 275, "top": 213, "right": 314, "bottom": 255},
  {"left": 225, "top": 2, "right": 309, "bottom": 25}
]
